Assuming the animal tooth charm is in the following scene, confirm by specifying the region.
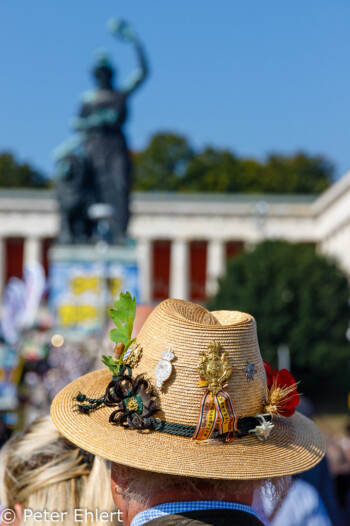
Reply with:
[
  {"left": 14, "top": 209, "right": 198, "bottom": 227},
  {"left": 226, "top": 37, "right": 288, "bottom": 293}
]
[{"left": 155, "top": 347, "right": 175, "bottom": 389}]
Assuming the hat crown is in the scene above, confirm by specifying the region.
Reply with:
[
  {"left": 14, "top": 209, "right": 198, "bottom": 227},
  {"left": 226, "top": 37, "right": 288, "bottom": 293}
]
[{"left": 134, "top": 299, "right": 267, "bottom": 425}]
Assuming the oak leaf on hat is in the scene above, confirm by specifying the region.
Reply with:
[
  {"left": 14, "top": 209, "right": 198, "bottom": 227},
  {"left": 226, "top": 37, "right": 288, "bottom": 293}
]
[{"left": 75, "top": 292, "right": 157, "bottom": 429}]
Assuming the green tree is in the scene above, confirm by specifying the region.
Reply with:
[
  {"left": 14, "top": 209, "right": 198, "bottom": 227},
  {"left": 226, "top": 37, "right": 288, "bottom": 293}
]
[
  {"left": 132, "top": 133, "right": 193, "bottom": 191},
  {"left": 257, "top": 153, "right": 332, "bottom": 193},
  {"left": 207, "top": 241, "right": 350, "bottom": 407},
  {"left": 133, "top": 132, "right": 334, "bottom": 194},
  {"left": 182, "top": 148, "right": 241, "bottom": 192},
  {"left": 0, "top": 152, "right": 50, "bottom": 188}
]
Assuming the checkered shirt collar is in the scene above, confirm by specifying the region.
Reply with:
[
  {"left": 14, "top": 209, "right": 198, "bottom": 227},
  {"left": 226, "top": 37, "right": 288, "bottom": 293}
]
[{"left": 130, "top": 500, "right": 260, "bottom": 526}]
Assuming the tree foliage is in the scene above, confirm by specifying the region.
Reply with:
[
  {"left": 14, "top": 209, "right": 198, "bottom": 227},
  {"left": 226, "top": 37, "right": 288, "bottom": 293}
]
[
  {"left": 133, "top": 133, "right": 333, "bottom": 194},
  {"left": 132, "top": 134, "right": 193, "bottom": 191},
  {"left": 1, "top": 134, "right": 334, "bottom": 193},
  {"left": 207, "top": 242, "right": 350, "bottom": 406},
  {"left": 0, "top": 152, "right": 50, "bottom": 188}
]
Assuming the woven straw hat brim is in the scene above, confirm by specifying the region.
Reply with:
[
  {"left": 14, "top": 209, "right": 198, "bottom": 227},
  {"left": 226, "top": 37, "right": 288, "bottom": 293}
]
[{"left": 51, "top": 368, "right": 325, "bottom": 480}]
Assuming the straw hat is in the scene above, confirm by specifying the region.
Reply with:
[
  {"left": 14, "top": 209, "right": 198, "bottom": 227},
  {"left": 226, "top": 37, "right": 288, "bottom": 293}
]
[{"left": 51, "top": 299, "right": 325, "bottom": 480}]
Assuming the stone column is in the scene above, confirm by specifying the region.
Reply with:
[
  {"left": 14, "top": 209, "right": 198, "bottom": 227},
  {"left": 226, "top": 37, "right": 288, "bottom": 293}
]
[
  {"left": 169, "top": 239, "right": 189, "bottom": 300},
  {"left": 138, "top": 238, "right": 153, "bottom": 304},
  {"left": 24, "top": 236, "right": 41, "bottom": 266},
  {"left": 206, "top": 239, "right": 225, "bottom": 297}
]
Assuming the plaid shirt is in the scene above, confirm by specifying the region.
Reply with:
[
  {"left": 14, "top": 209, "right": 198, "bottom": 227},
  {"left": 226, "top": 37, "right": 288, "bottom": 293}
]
[{"left": 130, "top": 500, "right": 260, "bottom": 526}]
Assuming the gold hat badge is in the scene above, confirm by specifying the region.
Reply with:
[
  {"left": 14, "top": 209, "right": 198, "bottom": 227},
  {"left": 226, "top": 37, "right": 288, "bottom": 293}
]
[
  {"left": 193, "top": 341, "right": 238, "bottom": 442},
  {"left": 198, "top": 341, "right": 233, "bottom": 394}
]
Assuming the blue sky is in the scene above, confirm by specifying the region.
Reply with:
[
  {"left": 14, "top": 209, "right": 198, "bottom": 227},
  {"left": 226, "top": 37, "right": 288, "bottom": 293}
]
[{"left": 1, "top": 1, "right": 350, "bottom": 178}]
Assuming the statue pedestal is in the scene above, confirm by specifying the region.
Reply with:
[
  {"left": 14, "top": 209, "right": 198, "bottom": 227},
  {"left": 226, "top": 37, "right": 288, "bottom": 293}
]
[{"left": 48, "top": 242, "right": 139, "bottom": 333}]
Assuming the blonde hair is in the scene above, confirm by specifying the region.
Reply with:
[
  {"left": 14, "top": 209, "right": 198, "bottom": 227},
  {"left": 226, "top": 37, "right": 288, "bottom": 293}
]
[{"left": 0, "top": 416, "right": 117, "bottom": 526}]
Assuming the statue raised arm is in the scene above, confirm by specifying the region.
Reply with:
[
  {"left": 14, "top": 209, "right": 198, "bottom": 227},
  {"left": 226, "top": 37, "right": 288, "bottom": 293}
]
[{"left": 108, "top": 19, "right": 148, "bottom": 96}]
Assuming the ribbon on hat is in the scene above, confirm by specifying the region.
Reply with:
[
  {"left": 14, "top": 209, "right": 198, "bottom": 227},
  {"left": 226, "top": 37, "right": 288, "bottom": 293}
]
[
  {"left": 192, "top": 379, "right": 237, "bottom": 442},
  {"left": 192, "top": 342, "right": 238, "bottom": 443}
]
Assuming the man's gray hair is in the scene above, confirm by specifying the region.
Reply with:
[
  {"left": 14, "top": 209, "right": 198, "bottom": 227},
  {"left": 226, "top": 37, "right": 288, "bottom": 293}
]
[{"left": 112, "top": 463, "right": 291, "bottom": 508}]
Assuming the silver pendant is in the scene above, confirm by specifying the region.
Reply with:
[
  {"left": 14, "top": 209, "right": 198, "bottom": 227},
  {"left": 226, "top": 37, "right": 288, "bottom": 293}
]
[{"left": 155, "top": 347, "right": 175, "bottom": 389}]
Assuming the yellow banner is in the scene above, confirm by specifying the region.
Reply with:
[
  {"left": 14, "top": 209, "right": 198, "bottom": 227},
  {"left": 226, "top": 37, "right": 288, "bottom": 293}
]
[{"left": 57, "top": 305, "right": 98, "bottom": 326}]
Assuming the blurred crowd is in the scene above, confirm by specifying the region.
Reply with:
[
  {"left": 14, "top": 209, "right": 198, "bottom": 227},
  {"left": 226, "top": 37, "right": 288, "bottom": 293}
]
[{"left": 325, "top": 421, "right": 350, "bottom": 523}]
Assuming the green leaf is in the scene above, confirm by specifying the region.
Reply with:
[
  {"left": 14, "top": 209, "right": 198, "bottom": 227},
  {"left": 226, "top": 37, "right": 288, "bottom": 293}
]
[
  {"left": 124, "top": 337, "right": 136, "bottom": 354},
  {"left": 104, "top": 291, "right": 138, "bottom": 373},
  {"left": 128, "top": 314, "right": 133, "bottom": 339},
  {"left": 109, "top": 291, "right": 137, "bottom": 345},
  {"left": 101, "top": 354, "right": 119, "bottom": 375}
]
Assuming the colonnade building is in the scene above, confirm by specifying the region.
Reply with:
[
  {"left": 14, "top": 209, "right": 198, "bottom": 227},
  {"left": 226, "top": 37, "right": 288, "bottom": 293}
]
[{"left": 1, "top": 169, "right": 350, "bottom": 303}]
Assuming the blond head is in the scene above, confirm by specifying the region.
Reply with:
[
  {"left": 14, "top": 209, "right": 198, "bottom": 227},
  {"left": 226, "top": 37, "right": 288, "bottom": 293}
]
[{"left": 0, "top": 416, "right": 116, "bottom": 526}]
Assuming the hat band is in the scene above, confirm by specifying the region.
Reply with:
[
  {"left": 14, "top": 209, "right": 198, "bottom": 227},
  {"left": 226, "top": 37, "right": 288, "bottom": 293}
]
[{"left": 150, "top": 414, "right": 273, "bottom": 440}]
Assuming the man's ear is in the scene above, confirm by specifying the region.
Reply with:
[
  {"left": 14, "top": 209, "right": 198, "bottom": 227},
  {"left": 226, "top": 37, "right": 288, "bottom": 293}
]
[
  {"left": 111, "top": 462, "right": 129, "bottom": 490},
  {"left": 111, "top": 463, "right": 131, "bottom": 525},
  {"left": 111, "top": 462, "right": 128, "bottom": 503}
]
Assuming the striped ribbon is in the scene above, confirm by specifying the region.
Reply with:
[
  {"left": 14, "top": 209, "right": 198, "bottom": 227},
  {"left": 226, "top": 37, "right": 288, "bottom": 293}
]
[{"left": 192, "top": 380, "right": 238, "bottom": 442}]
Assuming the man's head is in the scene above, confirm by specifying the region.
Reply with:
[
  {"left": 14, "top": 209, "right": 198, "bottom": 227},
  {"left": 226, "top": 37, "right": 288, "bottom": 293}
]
[
  {"left": 51, "top": 298, "right": 325, "bottom": 523},
  {"left": 110, "top": 462, "right": 290, "bottom": 526}
]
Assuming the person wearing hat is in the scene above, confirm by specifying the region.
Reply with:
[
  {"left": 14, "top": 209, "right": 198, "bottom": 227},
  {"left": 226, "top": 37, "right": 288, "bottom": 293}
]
[{"left": 51, "top": 297, "right": 325, "bottom": 526}]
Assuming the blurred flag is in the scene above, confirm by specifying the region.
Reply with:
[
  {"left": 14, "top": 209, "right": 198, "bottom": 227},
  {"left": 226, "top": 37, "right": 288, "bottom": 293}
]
[
  {"left": 1, "top": 277, "right": 26, "bottom": 345},
  {"left": 21, "top": 262, "right": 46, "bottom": 330},
  {"left": 1, "top": 262, "right": 46, "bottom": 345},
  {"left": 0, "top": 382, "right": 18, "bottom": 410}
]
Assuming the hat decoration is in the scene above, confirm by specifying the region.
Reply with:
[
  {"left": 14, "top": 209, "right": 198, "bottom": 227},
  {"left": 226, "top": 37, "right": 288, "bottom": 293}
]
[
  {"left": 192, "top": 342, "right": 238, "bottom": 442},
  {"left": 262, "top": 361, "right": 299, "bottom": 417},
  {"left": 76, "top": 292, "right": 157, "bottom": 429},
  {"left": 155, "top": 347, "right": 175, "bottom": 389},
  {"left": 243, "top": 361, "right": 258, "bottom": 381},
  {"left": 75, "top": 292, "right": 300, "bottom": 442}
]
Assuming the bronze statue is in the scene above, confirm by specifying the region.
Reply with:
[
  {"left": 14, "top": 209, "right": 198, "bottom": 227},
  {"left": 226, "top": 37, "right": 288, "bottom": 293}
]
[{"left": 55, "top": 20, "right": 148, "bottom": 244}]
